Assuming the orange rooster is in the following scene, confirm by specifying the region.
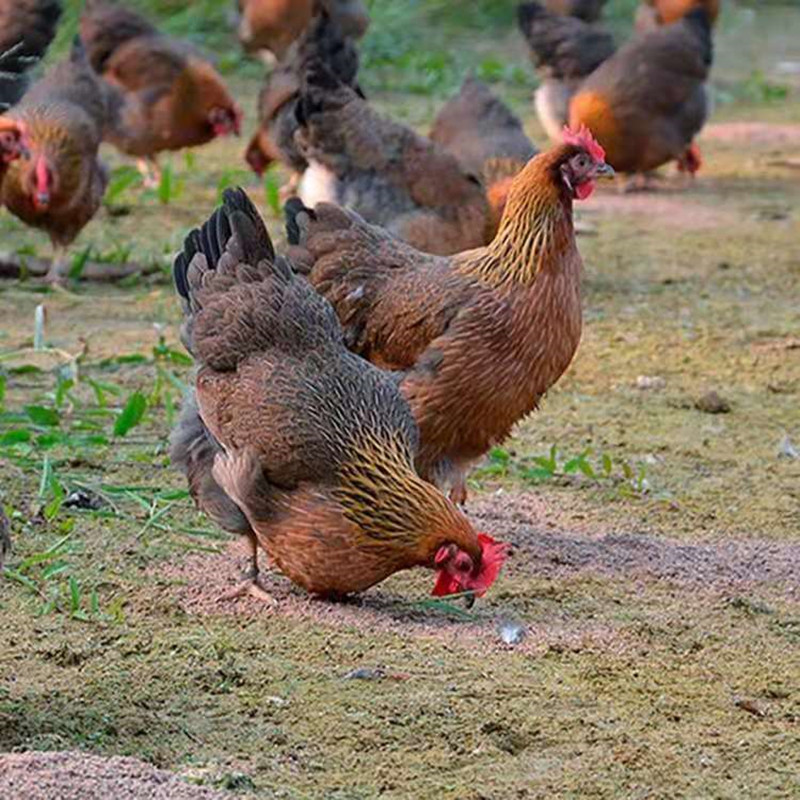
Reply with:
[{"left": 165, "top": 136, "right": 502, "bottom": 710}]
[
  {"left": 80, "top": 0, "right": 241, "bottom": 186},
  {"left": 1, "top": 38, "right": 117, "bottom": 283},
  {"left": 636, "top": 0, "right": 720, "bottom": 31},
  {"left": 287, "top": 129, "right": 613, "bottom": 504},
  {"left": 237, "top": 0, "right": 369, "bottom": 62},
  {"left": 170, "top": 188, "right": 506, "bottom": 603},
  {"left": 569, "top": 8, "right": 713, "bottom": 182}
]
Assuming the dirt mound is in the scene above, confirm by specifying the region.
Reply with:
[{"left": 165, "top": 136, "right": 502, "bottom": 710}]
[{"left": 0, "top": 751, "right": 233, "bottom": 800}]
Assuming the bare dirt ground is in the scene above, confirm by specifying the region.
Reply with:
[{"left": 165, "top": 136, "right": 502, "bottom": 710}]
[{"left": 1, "top": 6, "right": 800, "bottom": 800}]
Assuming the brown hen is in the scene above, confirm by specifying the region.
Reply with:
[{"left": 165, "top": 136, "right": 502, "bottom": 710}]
[
  {"left": 287, "top": 130, "right": 613, "bottom": 503},
  {"left": 80, "top": 0, "right": 241, "bottom": 186},
  {"left": 170, "top": 188, "right": 506, "bottom": 603},
  {"left": 569, "top": 8, "right": 713, "bottom": 180},
  {"left": 294, "top": 57, "right": 490, "bottom": 255},
  {"left": 1, "top": 38, "right": 117, "bottom": 283}
]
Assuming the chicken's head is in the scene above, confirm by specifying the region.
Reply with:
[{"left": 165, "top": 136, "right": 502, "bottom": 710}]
[
  {"left": 559, "top": 125, "right": 614, "bottom": 200},
  {"left": 209, "top": 104, "right": 243, "bottom": 138},
  {"left": 432, "top": 533, "right": 507, "bottom": 604},
  {"left": 0, "top": 120, "right": 29, "bottom": 164}
]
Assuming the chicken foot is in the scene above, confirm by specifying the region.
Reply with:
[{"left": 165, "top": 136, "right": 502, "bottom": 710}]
[
  {"left": 136, "top": 157, "right": 162, "bottom": 190},
  {"left": 217, "top": 531, "right": 277, "bottom": 606}
]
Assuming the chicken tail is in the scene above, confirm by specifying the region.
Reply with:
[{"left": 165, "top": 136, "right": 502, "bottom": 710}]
[
  {"left": 79, "top": 0, "right": 158, "bottom": 73},
  {"left": 0, "top": 0, "right": 63, "bottom": 110},
  {"left": 175, "top": 188, "right": 340, "bottom": 371},
  {"left": 284, "top": 197, "right": 315, "bottom": 248}
]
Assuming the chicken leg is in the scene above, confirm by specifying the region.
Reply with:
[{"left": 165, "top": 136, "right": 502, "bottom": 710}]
[
  {"left": 46, "top": 245, "right": 68, "bottom": 286},
  {"left": 136, "top": 157, "right": 162, "bottom": 190},
  {"left": 217, "top": 530, "right": 277, "bottom": 605}
]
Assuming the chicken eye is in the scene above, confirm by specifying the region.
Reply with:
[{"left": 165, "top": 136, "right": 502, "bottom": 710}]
[{"left": 575, "top": 155, "right": 589, "bottom": 169}]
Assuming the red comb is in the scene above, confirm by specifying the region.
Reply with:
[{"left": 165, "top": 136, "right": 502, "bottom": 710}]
[{"left": 563, "top": 124, "right": 605, "bottom": 163}]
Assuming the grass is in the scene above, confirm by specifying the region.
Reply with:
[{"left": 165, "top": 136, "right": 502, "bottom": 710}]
[{"left": 1, "top": 1, "right": 799, "bottom": 798}]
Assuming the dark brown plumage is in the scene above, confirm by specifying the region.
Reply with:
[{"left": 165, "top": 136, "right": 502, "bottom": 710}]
[
  {"left": 287, "top": 134, "right": 613, "bottom": 503},
  {"left": 170, "top": 188, "right": 505, "bottom": 601},
  {"left": 245, "top": 9, "right": 362, "bottom": 180},
  {"left": 545, "top": 0, "right": 607, "bottom": 22},
  {"left": 0, "top": 0, "right": 62, "bottom": 109},
  {"left": 429, "top": 77, "right": 538, "bottom": 237},
  {"left": 570, "top": 8, "right": 713, "bottom": 175}
]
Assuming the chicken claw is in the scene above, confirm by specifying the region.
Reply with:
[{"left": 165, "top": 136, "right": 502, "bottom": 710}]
[{"left": 217, "top": 576, "right": 277, "bottom": 606}]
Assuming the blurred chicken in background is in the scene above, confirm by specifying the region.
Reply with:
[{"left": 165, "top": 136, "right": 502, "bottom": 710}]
[
  {"left": 0, "top": 0, "right": 62, "bottom": 110},
  {"left": 430, "top": 77, "right": 538, "bottom": 238},
  {"left": 237, "top": 0, "right": 369, "bottom": 63},
  {"left": 570, "top": 8, "right": 713, "bottom": 185},
  {"left": 1, "top": 38, "right": 117, "bottom": 284},
  {"left": 518, "top": 1, "right": 616, "bottom": 142},
  {"left": 81, "top": 0, "right": 241, "bottom": 187}
]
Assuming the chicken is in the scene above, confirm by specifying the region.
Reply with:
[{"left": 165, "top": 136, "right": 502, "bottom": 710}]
[
  {"left": 1, "top": 38, "right": 116, "bottom": 283},
  {"left": 245, "top": 8, "right": 362, "bottom": 188},
  {"left": 545, "top": 0, "right": 607, "bottom": 22},
  {"left": 635, "top": 0, "right": 720, "bottom": 32},
  {"left": 286, "top": 129, "right": 614, "bottom": 504},
  {"left": 237, "top": 0, "right": 369, "bottom": 62},
  {"left": 294, "top": 57, "right": 490, "bottom": 255},
  {"left": 569, "top": 8, "right": 713, "bottom": 181},
  {"left": 429, "top": 77, "right": 538, "bottom": 238},
  {"left": 0, "top": 0, "right": 62, "bottom": 109},
  {"left": 170, "top": 187, "right": 506, "bottom": 603},
  {"left": 518, "top": 1, "right": 616, "bottom": 142},
  {"left": 0, "top": 116, "right": 31, "bottom": 186},
  {"left": 80, "top": 0, "right": 241, "bottom": 186}
]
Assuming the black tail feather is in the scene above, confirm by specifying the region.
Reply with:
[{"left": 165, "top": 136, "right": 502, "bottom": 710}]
[{"left": 284, "top": 197, "right": 315, "bottom": 246}]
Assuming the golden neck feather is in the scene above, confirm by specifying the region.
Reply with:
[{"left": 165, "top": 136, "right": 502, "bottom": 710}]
[
  {"left": 460, "top": 149, "right": 574, "bottom": 289},
  {"left": 336, "top": 432, "right": 477, "bottom": 561}
]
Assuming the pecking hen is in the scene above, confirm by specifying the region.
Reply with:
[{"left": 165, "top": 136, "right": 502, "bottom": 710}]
[
  {"left": 237, "top": 0, "right": 369, "bottom": 62},
  {"left": 636, "top": 0, "right": 720, "bottom": 32},
  {"left": 569, "top": 8, "right": 713, "bottom": 180},
  {"left": 294, "top": 57, "right": 490, "bottom": 255},
  {"left": 80, "top": 0, "right": 241, "bottom": 186},
  {"left": 170, "top": 187, "right": 506, "bottom": 603},
  {"left": 0, "top": 0, "right": 62, "bottom": 110},
  {"left": 429, "top": 77, "right": 538, "bottom": 238},
  {"left": 517, "top": 1, "right": 616, "bottom": 142},
  {"left": 1, "top": 38, "right": 117, "bottom": 283},
  {"left": 245, "top": 8, "right": 362, "bottom": 188},
  {"left": 287, "top": 129, "right": 614, "bottom": 504}
]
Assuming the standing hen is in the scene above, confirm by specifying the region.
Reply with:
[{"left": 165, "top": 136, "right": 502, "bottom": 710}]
[
  {"left": 429, "top": 77, "right": 538, "bottom": 238},
  {"left": 287, "top": 130, "right": 613, "bottom": 503},
  {"left": 1, "top": 38, "right": 116, "bottom": 283},
  {"left": 80, "top": 0, "right": 241, "bottom": 186},
  {"left": 294, "top": 57, "right": 490, "bottom": 255},
  {"left": 170, "top": 188, "right": 506, "bottom": 602},
  {"left": 569, "top": 8, "right": 713, "bottom": 180},
  {"left": 0, "top": 0, "right": 62, "bottom": 109},
  {"left": 517, "top": 1, "right": 616, "bottom": 142}
]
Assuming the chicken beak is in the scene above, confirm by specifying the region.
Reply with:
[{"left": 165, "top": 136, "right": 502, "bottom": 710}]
[
  {"left": 463, "top": 591, "right": 476, "bottom": 609},
  {"left": 595, "top": 163, "right": 615, "bottom": 179}
]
